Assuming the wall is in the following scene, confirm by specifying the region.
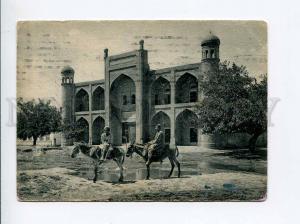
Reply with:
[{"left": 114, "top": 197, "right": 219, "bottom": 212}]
[{"left": 17, "top": 132, "right": 62, "bottom": 146}]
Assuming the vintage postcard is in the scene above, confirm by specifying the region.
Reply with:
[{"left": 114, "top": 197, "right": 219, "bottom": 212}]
[{"left": 17, "top": 21, "right": 267, "bottom": 201}]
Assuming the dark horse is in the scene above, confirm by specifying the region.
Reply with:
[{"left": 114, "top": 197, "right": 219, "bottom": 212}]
[
  {"left": 126, "top": 143, "right": 181, "bottom": 180},
  {"left": 71, "top": 142, "right": 125, "bottom": 183}
]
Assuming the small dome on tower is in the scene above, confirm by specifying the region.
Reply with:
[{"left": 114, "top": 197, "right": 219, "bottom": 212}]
[
  {"left": 201, "top": 34, "right": 220, "bottom": 46},
  {"left": 61, "top": 66, "right": 75, "bottom": 76}
]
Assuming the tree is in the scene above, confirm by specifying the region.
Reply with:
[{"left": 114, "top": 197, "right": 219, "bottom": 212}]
[
  {"left": 17, "top": 98, "right": 62, "bottom": 145},
  {"left": 61, "top": 120, "right": 88, "bottom": 143},
  {"left": 197, "top": 61, "right": 267, "bottom": 150}
]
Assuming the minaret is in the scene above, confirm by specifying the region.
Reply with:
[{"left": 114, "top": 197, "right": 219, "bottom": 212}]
[
  {"left": 61, "top": 66, "right": 75, "bottom": 146},
  {"left": 199, "top": 33, "right": 220, "bottom": 148},
  {"left": 200, "top": 33, "right": 220, "bottom": 76}
]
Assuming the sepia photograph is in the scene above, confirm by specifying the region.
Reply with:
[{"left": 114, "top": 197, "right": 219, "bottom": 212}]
[{"left": 16, "top": 21, "right": 267, "bottom": 202}]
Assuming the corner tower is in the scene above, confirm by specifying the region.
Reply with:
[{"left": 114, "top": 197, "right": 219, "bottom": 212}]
[
  {"left": 201, "top": 33, "right": 220, "bottom": 62},
  {"left": 199, "top": 34, "right": 220, "bottom": 147},
  {"left": 200, "top": 33, "right": 220, "bottom": 78},
  {"left": 61, "top": 66, "right": 75, "bottom": 146}
]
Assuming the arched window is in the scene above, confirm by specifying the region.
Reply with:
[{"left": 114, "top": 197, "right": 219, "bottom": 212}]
[
  {"left": 210, "top": 49, "right": 215, "bottom": 58},
  {"left": 131, "top": 94, "right": 136, "bottom": 104}
]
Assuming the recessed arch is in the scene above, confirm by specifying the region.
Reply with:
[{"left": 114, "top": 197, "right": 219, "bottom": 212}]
[
  {"left": 151, "top": 77, "right": 171, "bottom": 105},
  {"left": 151, "top": 111, "right": 171, "bottom": 143},
  {"left": 92, "top": 86, "right": 105, "bottom": 110},
  {"left": 75, "top": 88, "right": 89, "bottom": 112},
  {"left": 110, "top": 74, "right": 136, "bottom": 145},
  {"left": 175, "top": 73, "right": 198, "bottom": 103},
  {"left": 92, "top": 116, "right": 105, "bottom": 145},
  {"left": 76, "top": 117, "right": 89, "bottom": 143},
  {"left": 175, "top": 109, "right": 198, "bottom": 145}
]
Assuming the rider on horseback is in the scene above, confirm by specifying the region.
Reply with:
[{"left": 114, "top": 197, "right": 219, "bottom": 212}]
[
  {"left": 100, "top": 126, "right": 113, "bottom": 161},
  {"left": 145, "top": 124, "right": 165, "bottom": 165}
]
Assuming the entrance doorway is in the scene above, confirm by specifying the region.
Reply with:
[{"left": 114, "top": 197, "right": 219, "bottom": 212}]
[{"left": 122, "top": 122, "right": 136, "bottom": 143}]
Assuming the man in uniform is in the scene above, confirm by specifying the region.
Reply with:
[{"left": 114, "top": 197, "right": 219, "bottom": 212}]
[
  {"left": 100, "top": 126, "right": 113, "bottom": 161},
  {"left": 145, "top": 124, "right": 165, "bottom": 165}
]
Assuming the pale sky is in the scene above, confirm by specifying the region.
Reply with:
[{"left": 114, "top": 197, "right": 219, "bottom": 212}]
[{"left": 17, "top": 21, "right": 267, "bottom": 107}]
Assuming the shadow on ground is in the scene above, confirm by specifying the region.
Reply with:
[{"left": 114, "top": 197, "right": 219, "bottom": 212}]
[{"left": 213, "top": 148, "right": 267, "bottom": 161}]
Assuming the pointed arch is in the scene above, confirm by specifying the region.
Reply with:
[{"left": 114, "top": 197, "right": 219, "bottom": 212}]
[
  {"left": 151, "top": 111, "right": 171, "bottom": 143},
  {"left": 175, "top": 109, "right": 198, "bottom": 145},
  {"left": 76, "top": 117, "right": 89, "bottom": 143},
  {"left": 92, "top": 86, "right": 105, "bottom": 110},
  {"left": 151, "top": 77, "right": 171, "bottom": 105},
  {"left": 92, "top": 116, "right": 105, "bottom": 145},
  {"left": 75, "top": 89, "right": 89, "bottom": 112},
  {"left": 110, "top": 74, "right": 136, "bottom": 145},
  {"left": 110, "top": 74, "right": 136, "bottom": 110},
  {"left": 175, "top": 73, "right": 198, "bottom": 103}
]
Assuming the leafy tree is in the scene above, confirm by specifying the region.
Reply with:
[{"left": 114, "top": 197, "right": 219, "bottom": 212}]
[
  {"left": 61, "top": 120, "right": 89, "bottom": 143},
  {"left": 197, "top": 61, "right": 267, "bottom": 150},
  {"left": 17, "top": 98, "right": 62, "bottom": 145}
]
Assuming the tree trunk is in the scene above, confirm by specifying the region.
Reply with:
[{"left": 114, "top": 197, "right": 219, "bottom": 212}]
[
  {"left": 33, "top": 136, "right": 37, "bottom": 146},
  {"left": 248, "top": 132, "right": 261, "bottom": 151}
]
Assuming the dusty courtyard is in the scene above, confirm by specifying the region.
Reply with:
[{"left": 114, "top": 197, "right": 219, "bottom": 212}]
[{"left": 17, "top": 146, "right": 267, "bottom": 202}]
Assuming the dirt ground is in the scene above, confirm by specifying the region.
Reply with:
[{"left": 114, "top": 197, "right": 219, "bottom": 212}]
[{"left": 17, "top": 146, "right": 267, "bottom": 202}]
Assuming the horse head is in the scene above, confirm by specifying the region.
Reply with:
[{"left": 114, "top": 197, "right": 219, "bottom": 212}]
[
  {"left": 126, "top": 141, "right": 135, "bottom": 157},
  {"left": 71, "top": 144, "right": 81, "bottom": 158}
]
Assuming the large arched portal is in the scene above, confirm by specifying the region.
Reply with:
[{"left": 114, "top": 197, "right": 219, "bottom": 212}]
[
  {"left": 110, "top": 74, "right": 136, "bottom": 145},
  {"left": 151, "top": 111, "right": 171, "bottom": 143},
  {"left": 76, "top": 117, "right": 89, "bottom": 143},
  {"left": 175, "top": 73, "right": 198, "bottom": 103},
  {"left": 92, "top": 86, "right": 105, "bottom": 110},
  {"left": 92, "top": 116, "right": 105, "bottom": 145},
  {"left": 75, "top": 89, "right": 89, "bottom": 112},
  {"left": 176, "top": 109, "right": 198, "bottom": 145},
  {"left": 151, "top": 77, "right": 171, "bottom": 105}
]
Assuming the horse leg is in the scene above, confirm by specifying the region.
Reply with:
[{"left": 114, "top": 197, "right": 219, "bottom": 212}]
[
  {"left": 93, "top": 164, "right": 98, "bottom": 183},
  {"left": 174, "top": 157, "right": 181, "bottom": 178},
  {"left": 167, "top": 157, "right": 175, "bottom": 178},
  {"left": 116, "top": 158, "right": 124, "bottom": 182},
  {"left": 146, "top": 163, "right": 151, "bottom": 180}
]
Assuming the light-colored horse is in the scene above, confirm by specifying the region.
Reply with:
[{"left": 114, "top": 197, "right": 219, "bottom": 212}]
[
  {"left": 126, "top": 143, "right": 181, "bottom": 180},
  {"left": 71, "top": 142, "right": 125, "bottom": 183}
]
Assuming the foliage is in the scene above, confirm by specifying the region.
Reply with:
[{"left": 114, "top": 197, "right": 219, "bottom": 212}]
[
  {"left": 61, "top": 120, "right": 88, "bottom": 142},
  {"left": 197, "top": 61, "right": 267, "bottom": 150},
  {"left": 17, "top": 98, "right": 62, "bottom": 145}
]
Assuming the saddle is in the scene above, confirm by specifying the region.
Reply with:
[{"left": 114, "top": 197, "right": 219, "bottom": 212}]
[
  {"left": 145, "top": 144, "right": 169, "bottom": 159},
  {"left": 89, "top": 146, "right": 102, "bottom": 159},
  {"left": 90, "top": 145, "right": 116, "bottom": 160}
]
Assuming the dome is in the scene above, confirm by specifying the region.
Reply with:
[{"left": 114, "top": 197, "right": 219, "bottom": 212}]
[
  {"left": 61, "top": 66, "right": 74, "bottom": 76},
  {"left": 201, "top": 34, "right": 220, "bottom": 46}
]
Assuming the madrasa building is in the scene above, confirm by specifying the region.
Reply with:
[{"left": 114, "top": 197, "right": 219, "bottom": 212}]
[{"left": 61, "top": 34, "right": 262, "bottom": 147}]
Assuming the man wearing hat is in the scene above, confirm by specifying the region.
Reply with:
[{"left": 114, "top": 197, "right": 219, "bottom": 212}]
[
  {"left": 145, "top": 124, "right": 165, "bottom": 165},
  {"left": 100, "top": 126, "right": 113, "bottom": 161}
]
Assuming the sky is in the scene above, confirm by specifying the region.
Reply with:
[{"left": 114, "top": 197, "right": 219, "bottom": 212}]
[{"left": 17, "top": 21, "right": 267, "bottom": 107}]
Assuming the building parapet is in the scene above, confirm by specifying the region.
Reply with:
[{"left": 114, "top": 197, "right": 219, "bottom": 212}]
[
  {"left": 154, "top": 63, "right": 201, "bottom": 75},
  {"left": 75, "top": 79, "right": 105, "bottom": 87}
]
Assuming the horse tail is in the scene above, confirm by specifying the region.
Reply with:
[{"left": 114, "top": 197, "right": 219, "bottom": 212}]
[{"left": 122, "top": 153, "right": 125, "bottom": 164}]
